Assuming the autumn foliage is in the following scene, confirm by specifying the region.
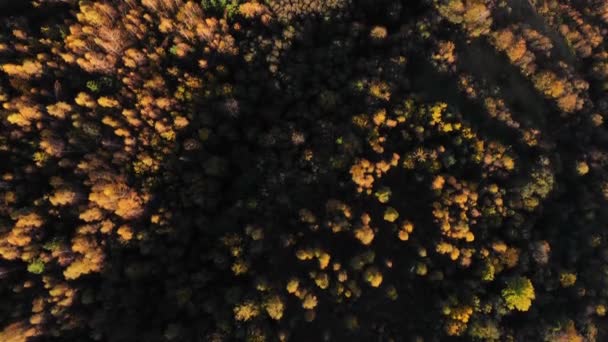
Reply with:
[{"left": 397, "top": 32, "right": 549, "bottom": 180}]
[{"left": 0, "top": 0, "right": 608, "bottom": 341}]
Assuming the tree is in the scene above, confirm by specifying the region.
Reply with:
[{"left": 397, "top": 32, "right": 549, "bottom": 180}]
[
  {"left": 46, "top": 102, "right": 72, "bottom": 119},
  {"left": 63, "top": 234, "right": 105, "bottom": 280},
  {"left": 234, "top": 301, "right": 260, "bottom": 321},
  {"left": 88, "top": 173, "right": 145, "bottom": 220},
  {"left": 383, "top": 207, "right": 399, "bottom": 222},
  {"left": 436, "top": 0, "right": 492, "bottom": 38},
  {"left": 0, "top": 321, "right": 38, "bottom": 342},
  {"left": 364, "top": 267, "right": 383, "bottom": 287},
  {"left": 468, "top": 319, "right": 501, "bottom": 340},
  {"left": 502, "top": 276, "right": 535, "bottom": 311},
  {"left": 263, "top": 295, "right": 285, "bottom": 320},
  {"left": 2, "top": 60, "right": 43, "bottom": 79}
]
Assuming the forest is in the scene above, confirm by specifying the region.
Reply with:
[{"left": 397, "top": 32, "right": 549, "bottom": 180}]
[{"left": 1, "top": 0, "right": 608, "bottom": 341}]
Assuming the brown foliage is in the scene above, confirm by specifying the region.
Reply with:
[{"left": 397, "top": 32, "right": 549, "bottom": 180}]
[{"left": 0, "top": 321, "right": 39, "bottom": 342}]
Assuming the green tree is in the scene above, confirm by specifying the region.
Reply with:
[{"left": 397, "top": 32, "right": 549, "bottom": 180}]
[
  {"left": 27, "top": 259, "right": 45, "bottom": 274},
  {"left": 502, "top": 276, "right": 535, "bottom": 312}
]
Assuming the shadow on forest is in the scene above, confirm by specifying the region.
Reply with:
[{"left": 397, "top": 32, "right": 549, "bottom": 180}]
[{"left": 85, "top": 2, "right": 455, "bottom": 341}]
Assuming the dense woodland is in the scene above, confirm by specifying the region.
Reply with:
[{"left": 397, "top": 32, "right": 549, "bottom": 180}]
[{"left": 1, "top": 0, "right": 608, "bottom": 341}]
